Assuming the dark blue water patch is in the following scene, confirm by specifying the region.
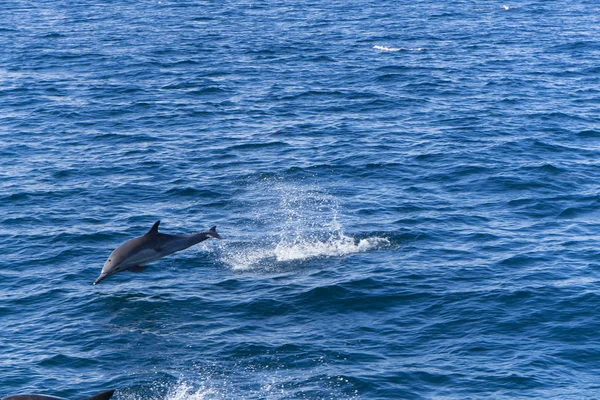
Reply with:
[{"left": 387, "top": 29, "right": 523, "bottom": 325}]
[
  {"left": 577, "top": 129, "right": 600, "bottom": 138},
  {"left": 484, "top": 174, "right": 570, "bottom": 194},
  {"left": 226, "top": 141, "right": 290, "bottom": 151}
]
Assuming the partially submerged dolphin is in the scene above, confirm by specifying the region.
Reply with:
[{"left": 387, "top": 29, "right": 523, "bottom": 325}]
[
  {"left": 1, "top": 389, "right": 115, "bottom": 400},
  {"left": 94, "top": 220, "right": 221, "bottom": 285}
]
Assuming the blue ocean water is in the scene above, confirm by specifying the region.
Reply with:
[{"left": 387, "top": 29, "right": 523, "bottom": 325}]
[{"left": 2, "top": 0, "right": 600, "bottom": 398}]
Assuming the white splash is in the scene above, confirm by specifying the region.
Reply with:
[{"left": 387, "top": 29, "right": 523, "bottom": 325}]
[
  {"left": 117, "top": 380, "right": 220, "bottom": 400},
  {"left": 165, "top": 382, "right": 217, "bottom": 400},
  {"left": 219, "top": 245, "right": 275, "bottom": 271},
  {"left": 217, "top": 180, "right": 389, "bottom": 271},
  {"left": 273, "top": 234, "right": 389, "bottom": 262},
  {"left": 221, "top": 234, "right": 390, "bottom": 271},
  {"left": 219, "top": 232, "right": 389, "bottom": 271},
  {"left": 118, "top": 369, "right": 359, "bottom": 399}
]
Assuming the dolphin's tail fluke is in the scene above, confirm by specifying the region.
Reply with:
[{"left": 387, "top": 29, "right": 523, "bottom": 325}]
[
  {"left": 207, "top": 226, "right": 221, "bottom": 239},
  {"left": 83, "top": 389, "right": 116, "bottom": 400}
]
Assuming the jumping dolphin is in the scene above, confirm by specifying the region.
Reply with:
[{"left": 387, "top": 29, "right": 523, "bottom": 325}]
[
  {"left": 93, "top": 220, "right": 221, "bottom": 285},
  {"left": 1, "top": 389, "right": 115, "bottom": 400}
]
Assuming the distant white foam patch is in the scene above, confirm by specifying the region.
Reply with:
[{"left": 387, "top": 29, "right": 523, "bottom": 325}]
[
  {"left": 217, "top": 180, "right": 389, "bottom": 271},
  {"left": 373, "top": 45, "right": 423, "bottom": 52},
  {"left": 373, "top": 45, "right": 401, "bottom": 52}
]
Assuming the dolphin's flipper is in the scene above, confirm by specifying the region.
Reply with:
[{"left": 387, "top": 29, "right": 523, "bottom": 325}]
[
  {"left": 82, "top": 390, "right": 116, "bottom": 400},
  {"left": 126, "top": 265, "right": 149, "bottom": 273},
  {"left": 146, "top": 220, "right": 160, "bottom": 236}
]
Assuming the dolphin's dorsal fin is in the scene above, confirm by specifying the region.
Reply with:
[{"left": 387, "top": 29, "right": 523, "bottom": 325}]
[
  {"left": 209, "top": 226, "right": 217, "bottom": 233},
  {"left": 146, "top": 220, "right": 160, "bottom": 236},
  {"left": 82, "top": 389, "right": 116, "bottom": 400}
]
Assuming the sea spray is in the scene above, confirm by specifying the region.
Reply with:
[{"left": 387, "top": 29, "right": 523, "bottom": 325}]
[
  {"left": 115, "top": 379, "right": 219, "bottom": 400},
  {"left": 216, "top": 179, "right": 389, "bottom": 270}
]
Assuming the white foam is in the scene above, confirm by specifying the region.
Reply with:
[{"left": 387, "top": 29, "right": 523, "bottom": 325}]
[
  {"left": 219, "top": 234, "right": 389, "bottom": 271},
  {"left": 117, "top": 380, "right": 219, "bottom": 400},
  {"left": 373, "top": 45, "right": 401, "bottom": 52},
  {"left": 165, "top": 381, "right": 217, "bottom": 400},
  {"left": 118, "top": 371, "right": 358, "bottom": 399},
  {"left": 274, "top": 235, "right": 389, "bottom": 262},
  {"left": 216, "top": 180, "right": 389, "bottom": 271},
  {"left": 373, "top": 45, "right": 423, "bottom": 52},
  {"left": 219, "top": 245, "right": 275, "bottom": 271}
]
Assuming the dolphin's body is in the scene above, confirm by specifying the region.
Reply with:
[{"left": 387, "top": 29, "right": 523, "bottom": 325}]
[
  {"left": 94, "top": 221, "right": 221, "bottom": 285},
  {"left": 1, "top": 390, "right": 115, "bottom": 400}
]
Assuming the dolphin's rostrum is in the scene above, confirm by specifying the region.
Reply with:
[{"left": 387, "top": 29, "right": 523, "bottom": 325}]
[{"left": 94, "top": 220, "right": 221, "bottom": 285}]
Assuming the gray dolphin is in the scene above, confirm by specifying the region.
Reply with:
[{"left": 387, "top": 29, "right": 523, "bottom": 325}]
[
  {"left": 1, "top": 389, "right": 115, "bottom": 400},
  {"left": 94, "top": 220, "right": 221, "bottom": 285}
]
